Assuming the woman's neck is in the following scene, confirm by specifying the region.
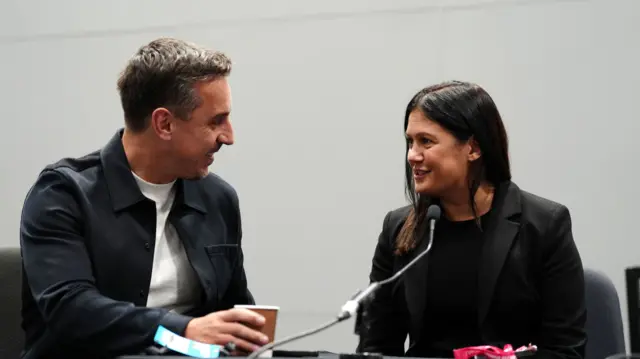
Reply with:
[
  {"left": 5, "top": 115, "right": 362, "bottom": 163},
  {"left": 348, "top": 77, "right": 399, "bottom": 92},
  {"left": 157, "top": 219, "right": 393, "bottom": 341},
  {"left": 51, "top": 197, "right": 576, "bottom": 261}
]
[{"left": 439, "top": 183, "right": 495, "bottom": 222}]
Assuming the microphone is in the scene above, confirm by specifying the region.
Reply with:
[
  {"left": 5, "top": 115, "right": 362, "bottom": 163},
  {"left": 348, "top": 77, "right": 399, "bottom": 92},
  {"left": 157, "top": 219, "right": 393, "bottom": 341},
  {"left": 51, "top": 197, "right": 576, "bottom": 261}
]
[
  {"left": 338, "top": 204, "right": 442, "bottom": 320},
  {"left": 246, "top": 204, "right": 442, "bottom": 359}
]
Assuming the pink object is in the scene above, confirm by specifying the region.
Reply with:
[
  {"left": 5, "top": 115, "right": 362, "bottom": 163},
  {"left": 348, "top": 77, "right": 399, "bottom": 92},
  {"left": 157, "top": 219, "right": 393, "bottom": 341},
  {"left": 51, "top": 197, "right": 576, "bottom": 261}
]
[{"left": 453, "top": 344, "right": 538, "bottom": 359}]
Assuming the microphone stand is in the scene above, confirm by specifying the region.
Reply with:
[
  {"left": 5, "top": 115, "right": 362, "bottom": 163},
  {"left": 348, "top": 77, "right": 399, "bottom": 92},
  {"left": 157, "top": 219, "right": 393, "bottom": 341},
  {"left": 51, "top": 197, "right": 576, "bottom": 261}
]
[
  {"left": 247, "top": 205, "right": 441, "bottom": 359},
  {"left": 351, "top": 209, "right": 441, "bottom": 350}
]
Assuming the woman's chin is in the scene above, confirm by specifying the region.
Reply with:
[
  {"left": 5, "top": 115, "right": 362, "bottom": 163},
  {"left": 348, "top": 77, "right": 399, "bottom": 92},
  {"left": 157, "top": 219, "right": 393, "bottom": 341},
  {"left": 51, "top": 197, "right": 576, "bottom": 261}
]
[{"left": 415, "top": 186, "right": 437, "bottom": 197}]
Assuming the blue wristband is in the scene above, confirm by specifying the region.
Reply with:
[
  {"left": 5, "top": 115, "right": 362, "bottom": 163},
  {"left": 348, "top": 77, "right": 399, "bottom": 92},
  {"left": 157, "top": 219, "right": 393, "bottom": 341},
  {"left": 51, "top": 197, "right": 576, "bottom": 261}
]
[{"left": 153, "top": 325, "right": 224, "bottom": 358}]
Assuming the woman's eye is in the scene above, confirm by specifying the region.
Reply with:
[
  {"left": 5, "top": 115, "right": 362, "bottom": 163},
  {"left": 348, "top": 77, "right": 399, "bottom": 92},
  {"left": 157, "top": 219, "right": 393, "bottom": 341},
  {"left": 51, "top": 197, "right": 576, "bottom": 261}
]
[{"left": 406, "top": 136, "right": 432, "bottom": 146}]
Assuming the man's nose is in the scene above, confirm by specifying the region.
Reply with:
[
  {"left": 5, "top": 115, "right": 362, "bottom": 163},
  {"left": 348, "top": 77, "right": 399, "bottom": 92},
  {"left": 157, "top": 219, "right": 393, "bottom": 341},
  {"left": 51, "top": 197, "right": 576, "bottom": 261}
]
[{"left": 219, "top": 122, "right": 234, "bottom": 145}]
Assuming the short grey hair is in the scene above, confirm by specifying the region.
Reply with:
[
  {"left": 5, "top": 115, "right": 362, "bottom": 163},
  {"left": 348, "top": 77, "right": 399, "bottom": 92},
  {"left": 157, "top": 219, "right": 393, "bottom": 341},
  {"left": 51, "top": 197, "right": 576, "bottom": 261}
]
[{"left": 117, "top": 37, "right": 232, "bottom": 132}]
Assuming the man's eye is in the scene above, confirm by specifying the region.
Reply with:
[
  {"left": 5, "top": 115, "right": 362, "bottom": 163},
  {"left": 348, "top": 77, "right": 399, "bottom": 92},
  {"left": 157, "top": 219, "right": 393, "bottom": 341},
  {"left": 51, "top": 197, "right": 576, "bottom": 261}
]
[{"left": 210, "top": 116, "right": 226, "bottom": 126}]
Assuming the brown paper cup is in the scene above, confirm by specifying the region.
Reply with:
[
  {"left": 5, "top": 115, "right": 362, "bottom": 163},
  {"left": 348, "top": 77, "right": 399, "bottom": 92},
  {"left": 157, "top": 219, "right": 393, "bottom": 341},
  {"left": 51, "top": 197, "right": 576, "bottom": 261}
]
[{"left": 234, "top": 304, "right": 279, "bottom": 357}]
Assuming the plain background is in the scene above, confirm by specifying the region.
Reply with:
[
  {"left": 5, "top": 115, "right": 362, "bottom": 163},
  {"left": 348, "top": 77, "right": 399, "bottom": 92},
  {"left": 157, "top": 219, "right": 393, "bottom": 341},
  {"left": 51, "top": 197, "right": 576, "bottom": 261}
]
[{"left": 1, "top": 0, "right": 638, "bottom": 353}]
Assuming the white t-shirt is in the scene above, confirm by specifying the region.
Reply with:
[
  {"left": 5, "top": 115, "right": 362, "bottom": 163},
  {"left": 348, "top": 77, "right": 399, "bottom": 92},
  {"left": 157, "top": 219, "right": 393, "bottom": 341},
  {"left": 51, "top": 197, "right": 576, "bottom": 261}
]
[{"left": 131, "top": 171, "right": 201, "bottom": 314}]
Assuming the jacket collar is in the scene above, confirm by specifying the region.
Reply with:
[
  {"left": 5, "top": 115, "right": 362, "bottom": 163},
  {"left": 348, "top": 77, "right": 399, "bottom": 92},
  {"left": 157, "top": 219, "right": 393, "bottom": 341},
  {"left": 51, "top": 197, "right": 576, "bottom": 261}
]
[{"left": 100, "top": 128, "right": 207, "bottom": 213}]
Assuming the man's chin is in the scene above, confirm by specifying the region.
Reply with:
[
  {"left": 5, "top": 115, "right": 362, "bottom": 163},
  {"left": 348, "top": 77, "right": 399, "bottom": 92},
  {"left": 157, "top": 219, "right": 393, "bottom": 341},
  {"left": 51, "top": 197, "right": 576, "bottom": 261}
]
[{"left": 182, "top": 169, "right": 210, "bottom": 181}]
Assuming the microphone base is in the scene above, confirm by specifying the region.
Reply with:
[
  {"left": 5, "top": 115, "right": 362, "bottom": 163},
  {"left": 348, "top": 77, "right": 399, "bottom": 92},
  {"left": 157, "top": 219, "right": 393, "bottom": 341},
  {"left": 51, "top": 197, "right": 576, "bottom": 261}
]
[
  {"left": 269, "top": 350, "right": 383, "bottom": 359},
  {"left": 339, "top": 353, "right": 384, "bottom": 359},
  {"left": 272, "top": 350, "right": 322, "bottom": 357}
]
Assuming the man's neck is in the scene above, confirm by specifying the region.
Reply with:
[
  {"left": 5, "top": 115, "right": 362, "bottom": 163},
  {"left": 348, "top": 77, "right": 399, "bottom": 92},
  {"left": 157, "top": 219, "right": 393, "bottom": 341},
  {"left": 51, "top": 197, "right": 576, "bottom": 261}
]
[{"left": 122, "top": 128, "right": 176, "bottom": 185}]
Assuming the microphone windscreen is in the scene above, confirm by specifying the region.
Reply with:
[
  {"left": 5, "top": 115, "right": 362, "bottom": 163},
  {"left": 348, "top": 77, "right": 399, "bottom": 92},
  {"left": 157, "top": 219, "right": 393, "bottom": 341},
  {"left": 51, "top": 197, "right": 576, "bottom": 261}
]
[{"left": 426, "top": 204, "right": 442, "bottom": 221}]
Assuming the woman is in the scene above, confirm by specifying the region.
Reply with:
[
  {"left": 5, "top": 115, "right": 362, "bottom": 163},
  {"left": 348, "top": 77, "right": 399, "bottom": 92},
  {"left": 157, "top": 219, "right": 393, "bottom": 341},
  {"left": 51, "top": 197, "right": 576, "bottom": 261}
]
[{"left": 356, "top": 81, "right": 586, "bottom": 359}]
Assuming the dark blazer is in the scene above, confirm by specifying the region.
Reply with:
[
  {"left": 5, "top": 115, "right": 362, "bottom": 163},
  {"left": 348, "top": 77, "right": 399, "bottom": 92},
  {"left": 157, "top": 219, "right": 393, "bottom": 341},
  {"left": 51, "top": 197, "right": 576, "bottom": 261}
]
[
  {"left": 19, "top": 129, "right": 254, "bottom": 359},
  {"left": 357, "top": 181, "right": 586, "bottom": 359}
]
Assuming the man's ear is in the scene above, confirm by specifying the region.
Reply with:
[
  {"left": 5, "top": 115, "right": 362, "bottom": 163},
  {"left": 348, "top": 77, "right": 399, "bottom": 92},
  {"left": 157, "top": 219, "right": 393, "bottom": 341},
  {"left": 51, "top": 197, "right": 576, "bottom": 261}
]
[
  {"left": 149, "top": 107, "right": 174, "bottom": 140},
  {"left": 467, "top": 136, "right": 482, "bottom": 162}
]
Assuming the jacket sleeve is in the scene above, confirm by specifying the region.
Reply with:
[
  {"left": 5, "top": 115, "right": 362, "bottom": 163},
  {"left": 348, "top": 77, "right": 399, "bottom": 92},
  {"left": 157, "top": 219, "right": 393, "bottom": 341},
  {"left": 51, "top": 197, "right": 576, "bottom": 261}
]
[
  {"left": 535, "top": 205, "right": 587, "bottom": 359},
  {"left": 356, "top": 211, "right": 409, "bottom": 356},
  {"left": 20, "top": 170, "right": 193, "bottom": 356}
]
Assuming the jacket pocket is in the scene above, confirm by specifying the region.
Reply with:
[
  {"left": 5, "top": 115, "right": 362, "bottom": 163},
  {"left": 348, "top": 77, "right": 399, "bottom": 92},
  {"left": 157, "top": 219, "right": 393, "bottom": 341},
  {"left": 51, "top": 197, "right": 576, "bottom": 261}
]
[{"left": 204, "top": 244, "right": 238, "bottom": 300}]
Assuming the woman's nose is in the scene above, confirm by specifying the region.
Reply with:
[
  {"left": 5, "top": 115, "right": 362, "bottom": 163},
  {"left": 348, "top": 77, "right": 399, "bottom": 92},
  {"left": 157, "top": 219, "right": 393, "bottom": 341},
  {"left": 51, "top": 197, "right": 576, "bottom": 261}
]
[{"left": 407, "top": 147, "right": 423, "bottom": 164}]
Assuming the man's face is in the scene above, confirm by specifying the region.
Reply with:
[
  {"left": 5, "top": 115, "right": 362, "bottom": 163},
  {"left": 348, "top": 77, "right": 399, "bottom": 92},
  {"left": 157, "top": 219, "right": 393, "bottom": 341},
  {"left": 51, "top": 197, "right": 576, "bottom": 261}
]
[{"left": 169, "top": 77, "right": 234, "bottom": 180}]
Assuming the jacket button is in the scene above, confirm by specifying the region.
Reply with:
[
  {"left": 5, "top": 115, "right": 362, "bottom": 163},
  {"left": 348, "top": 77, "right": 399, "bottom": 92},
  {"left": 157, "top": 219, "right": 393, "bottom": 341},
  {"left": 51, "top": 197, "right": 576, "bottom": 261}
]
[
  {"left": 139, "top": 290, "right": 145, "bottom": 297},
  {"left": 144, "top": 242, "right": 150, "bottom": 251}
]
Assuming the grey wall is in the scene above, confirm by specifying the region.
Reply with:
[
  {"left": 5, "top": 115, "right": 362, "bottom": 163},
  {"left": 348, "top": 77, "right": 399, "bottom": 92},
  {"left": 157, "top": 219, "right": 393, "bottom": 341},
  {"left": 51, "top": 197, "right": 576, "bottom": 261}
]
[{"left": 1, "top": 0, "right": 638, "bottom": 353}]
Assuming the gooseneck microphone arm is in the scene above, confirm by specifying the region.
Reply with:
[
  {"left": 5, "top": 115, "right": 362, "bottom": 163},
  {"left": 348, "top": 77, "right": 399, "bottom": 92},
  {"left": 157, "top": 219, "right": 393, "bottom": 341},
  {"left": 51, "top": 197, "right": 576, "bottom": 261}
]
[
  {"left": 246, "top": 204, "right": 442, "bottom": 359},
  {"left": 339, "top": 204, "right": 442, "bottom": 320}
]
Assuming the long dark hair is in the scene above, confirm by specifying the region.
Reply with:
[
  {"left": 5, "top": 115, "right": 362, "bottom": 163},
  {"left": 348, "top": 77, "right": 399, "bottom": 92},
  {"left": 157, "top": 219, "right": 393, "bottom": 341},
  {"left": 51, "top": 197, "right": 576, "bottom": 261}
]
[{"left": 395, "top": 81, "right": 511, "bottom": 255}]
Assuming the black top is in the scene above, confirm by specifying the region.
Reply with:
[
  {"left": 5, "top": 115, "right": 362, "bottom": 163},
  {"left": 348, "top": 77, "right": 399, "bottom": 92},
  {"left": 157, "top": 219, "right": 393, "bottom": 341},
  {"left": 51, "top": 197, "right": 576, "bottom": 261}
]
[
  {"left": 19, "top": 129, "right": 254, "bottom": 359},
  {"left": 357, "top": 181, "right": 587, "bottom": 359},
  {"left": 419, "top": 213, "right": 489, "bottom": 358}
]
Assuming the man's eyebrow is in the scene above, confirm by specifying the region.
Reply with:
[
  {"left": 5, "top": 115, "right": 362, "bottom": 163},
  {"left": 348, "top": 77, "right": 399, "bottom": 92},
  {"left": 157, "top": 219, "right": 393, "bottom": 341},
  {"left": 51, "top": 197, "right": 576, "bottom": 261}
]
[{"left": 210, "top": 112, "right": 230, "bottom": 122}]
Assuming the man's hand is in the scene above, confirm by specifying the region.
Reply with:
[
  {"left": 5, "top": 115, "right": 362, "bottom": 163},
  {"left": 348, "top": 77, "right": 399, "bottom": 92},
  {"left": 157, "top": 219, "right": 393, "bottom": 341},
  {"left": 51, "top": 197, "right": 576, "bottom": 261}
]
[{"left": 184, "top": 308, "right": 269, "bottom": 353}]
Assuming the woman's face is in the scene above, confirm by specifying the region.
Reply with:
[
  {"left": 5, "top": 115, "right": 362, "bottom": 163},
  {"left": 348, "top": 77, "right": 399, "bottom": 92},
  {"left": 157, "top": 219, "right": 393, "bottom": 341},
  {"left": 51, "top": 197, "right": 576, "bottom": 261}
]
[{"left": 405, "top": 109, "right": 480, "bottom": 198}]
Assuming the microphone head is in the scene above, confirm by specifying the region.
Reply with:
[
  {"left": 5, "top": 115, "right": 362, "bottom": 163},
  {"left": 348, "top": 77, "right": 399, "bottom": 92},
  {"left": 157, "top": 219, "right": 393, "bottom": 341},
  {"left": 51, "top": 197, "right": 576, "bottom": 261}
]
[{"left": 426, "top": 204, "right": 442, "bottom": 221}]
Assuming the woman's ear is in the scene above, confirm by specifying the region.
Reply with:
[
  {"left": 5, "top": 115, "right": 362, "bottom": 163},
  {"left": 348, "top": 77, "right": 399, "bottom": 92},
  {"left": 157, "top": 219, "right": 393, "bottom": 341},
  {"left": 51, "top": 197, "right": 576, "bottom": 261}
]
[{"left": 467, "top": 137, "right": 482, "bottom": 162}]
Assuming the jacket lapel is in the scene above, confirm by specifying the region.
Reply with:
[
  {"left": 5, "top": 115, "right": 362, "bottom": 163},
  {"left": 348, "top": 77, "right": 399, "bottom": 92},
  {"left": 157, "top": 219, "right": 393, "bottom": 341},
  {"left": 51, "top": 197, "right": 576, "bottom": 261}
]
[
  {"left": 477, "top": 181, "right": 522, "bottom": 326},
  {"left": 168, "top": 180, "right": 221, "bottom": 305}
]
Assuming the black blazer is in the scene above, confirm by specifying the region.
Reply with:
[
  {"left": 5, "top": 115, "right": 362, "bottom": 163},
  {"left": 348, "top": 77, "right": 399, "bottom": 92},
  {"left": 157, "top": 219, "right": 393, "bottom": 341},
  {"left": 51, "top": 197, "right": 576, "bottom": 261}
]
[
  {"left": 19, "top": 129, "right": 254, "bottom": 359},
  {"left": 357, "top": 181, "right": 586, "bottom": 359}
]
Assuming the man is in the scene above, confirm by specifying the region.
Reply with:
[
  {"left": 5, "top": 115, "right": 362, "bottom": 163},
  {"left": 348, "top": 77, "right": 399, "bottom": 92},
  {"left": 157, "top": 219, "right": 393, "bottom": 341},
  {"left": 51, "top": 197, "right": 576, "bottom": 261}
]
[{"left": 19, "top": 38, "right": 268, "bottom": 359}]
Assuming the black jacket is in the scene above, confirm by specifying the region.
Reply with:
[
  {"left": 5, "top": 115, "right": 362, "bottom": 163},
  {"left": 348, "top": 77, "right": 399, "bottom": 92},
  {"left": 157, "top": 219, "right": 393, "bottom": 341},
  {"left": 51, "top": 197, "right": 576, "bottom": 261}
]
[
  {"left": 357, "top": 181, "right": 587, "bottom": 359},
  {"left": 19, "top": 129, "right": 254, "bottom": 359}
]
